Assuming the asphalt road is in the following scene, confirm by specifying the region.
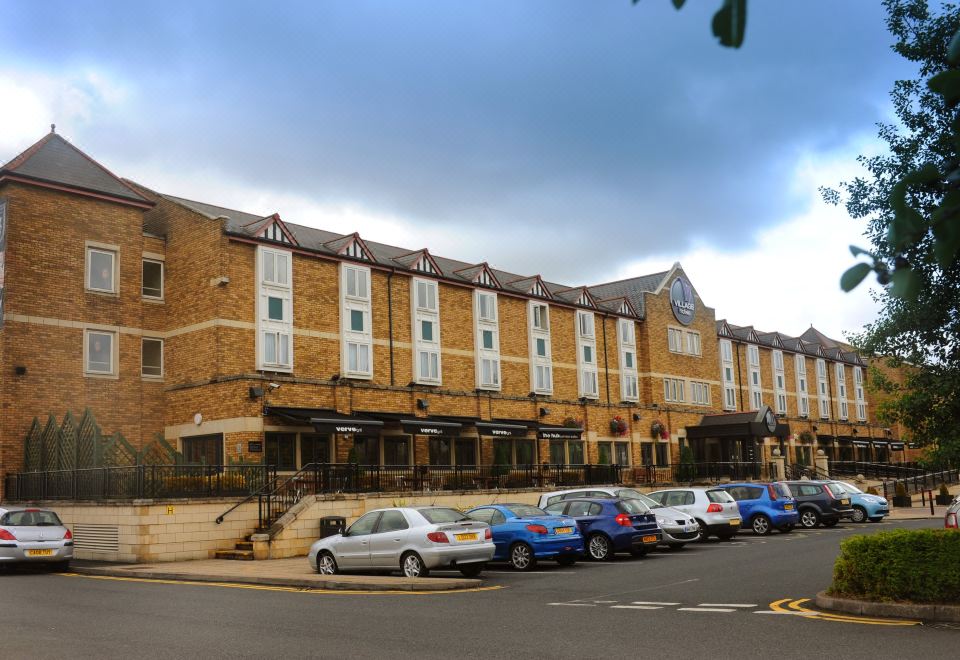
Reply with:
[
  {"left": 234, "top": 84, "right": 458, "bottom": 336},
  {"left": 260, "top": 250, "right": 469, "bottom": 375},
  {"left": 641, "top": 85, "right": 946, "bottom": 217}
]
[{"left": 1, "top": 519, "right": 957, "bottom": 659}]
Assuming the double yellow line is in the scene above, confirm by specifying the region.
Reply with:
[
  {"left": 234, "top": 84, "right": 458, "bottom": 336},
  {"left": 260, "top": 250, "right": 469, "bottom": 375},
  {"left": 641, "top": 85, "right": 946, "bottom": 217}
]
[{"left": 769, "top": 598, "right": 920, "bottom": 626}]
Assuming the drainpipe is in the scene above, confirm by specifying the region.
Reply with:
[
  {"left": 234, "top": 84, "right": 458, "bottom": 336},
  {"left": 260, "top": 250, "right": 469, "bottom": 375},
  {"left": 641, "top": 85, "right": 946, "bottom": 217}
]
[{"left": 387, "top": 269, "right": 395, "bottom": 387}]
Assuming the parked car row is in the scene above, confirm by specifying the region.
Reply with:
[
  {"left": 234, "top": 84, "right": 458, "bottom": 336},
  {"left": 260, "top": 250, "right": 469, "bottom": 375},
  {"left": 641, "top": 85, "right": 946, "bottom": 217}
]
[
  {"left": 305, "top": 479, "right": 888, "bottom": 578},
  {"left": 0, "top": 506, "right": 74, "bottom": 571}
]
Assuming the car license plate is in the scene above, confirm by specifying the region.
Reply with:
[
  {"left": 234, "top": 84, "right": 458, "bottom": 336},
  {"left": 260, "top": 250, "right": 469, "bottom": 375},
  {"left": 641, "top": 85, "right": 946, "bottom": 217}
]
[
  {"left": 455, "top": 533, "right": 478, "bottom": 541},
  {"left": 555, "top": 527, "right": 574, "bottom": 535},
  {"left": 642, "top": 535, "right": 658, "bottom": 543},
  {"left": 841, "top": 499, "right": 850, "bottom": 506},
  {"left": 785, "top": 504, "right": 794, "bottom": 510},
  {"left": 27, "top": 549, "right": 54, "bottom": 557},
  {"left": 729, "top": 518, "right": 740, "bottom": 525}
]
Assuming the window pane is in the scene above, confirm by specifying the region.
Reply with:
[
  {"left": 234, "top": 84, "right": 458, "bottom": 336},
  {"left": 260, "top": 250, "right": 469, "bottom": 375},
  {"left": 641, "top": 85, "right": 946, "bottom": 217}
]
[
  {"left": 625, "top": 351, "right": 634, "bottom": 369},
  {"left": 419, "top": 350, "right": 429, "bottom": 378},
  {"left": 482, "top": 329, "right": 494, "bottom": 350},
  {"left": 142, "top": 260, "right": 162, "bottom": 298},
  {"left": 421, "top": 319, "right": 433, "bottom": 342},
  {"left": 264, "top": 332, "right": 277, "bottom": 363},
  {"left": 268, "top": 296, "right": 284, "bottom": 321},
  {"left": 357, "top": 269, "right": 368, "bottom": 298},
  {"left": 350, "top": 309, "right": 364, "bottom": 332},
  {"left": 516, "top": 440, "right": 534, "bottom": 464},
  {"left": 265, "top": 433, "right": 296, "bottom": 471},
  {"left": 430, "top": 352, "right": 439, "bottom": 378},
  {"left": 583, "top": 345, "right": 592, "bottom": 363},
  {"left": 276, "top": 254, "right": 288, "bottom": 285},
  {"left": 87, "top": 332, "right": 113, "bottom": 373},
  {"left": 182, "top": 434, "right": 223, "bottom": 467},
  {"left": 279, "top": 333, "right": 290, "bottom": 365},
  {"left": 359, "top": 343, "right": 370, "bottom": 372},
  {"left": 455, "top": 439, "right": 476, "bottom": 465},
  {"left": 384, "top": 438, "right": 408, "bottom": 465},
  {"left": 88, "top": 249, "right": 114, "bottom": 291},
  {"left": 348, "top": 342, "right": 358, "bottom": 371},
  {"left": 429, "top": 438, "right": 451, "bottom": 465},
  {"left": 568, "top": 442, "right": 584, "bottom": 464},
  {"left": 263, "top": 251, "right": 275, "bottom": 282},
  {"left": 536, "top": 337, "right": 547, "bottom": 357},
  {"left": 142, "top": 339, "right": 162, "bottom": 377}
]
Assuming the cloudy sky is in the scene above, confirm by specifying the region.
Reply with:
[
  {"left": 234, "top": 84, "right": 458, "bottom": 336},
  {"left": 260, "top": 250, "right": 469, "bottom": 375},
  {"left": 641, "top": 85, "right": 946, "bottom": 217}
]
[{"left": 0, "top": 1, "right": 916, "bottom": 339}]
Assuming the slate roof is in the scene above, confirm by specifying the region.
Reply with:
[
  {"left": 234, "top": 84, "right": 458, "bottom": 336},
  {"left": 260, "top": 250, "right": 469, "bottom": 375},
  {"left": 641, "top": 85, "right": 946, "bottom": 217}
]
[
  {"left": 584, "top": 271, "right": 670, "bottom": 317},
  {"left": 1, "top": 132, "right": 150, "bottom": 205},
  {"left": 717, "top": 319, "right": 862, "bottom": 365}
]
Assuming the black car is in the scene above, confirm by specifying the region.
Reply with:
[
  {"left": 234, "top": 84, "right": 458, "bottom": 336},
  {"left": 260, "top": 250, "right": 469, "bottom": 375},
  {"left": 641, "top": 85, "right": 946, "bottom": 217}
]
[{"left": 783, "top": 481, "right": 855, "bottom": 528}]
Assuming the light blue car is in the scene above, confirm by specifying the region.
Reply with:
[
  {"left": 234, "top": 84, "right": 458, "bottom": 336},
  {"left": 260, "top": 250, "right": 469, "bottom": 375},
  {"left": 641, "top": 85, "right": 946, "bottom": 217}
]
[{"left": 836, "top": 481, "right": 889, "bottom": 523}]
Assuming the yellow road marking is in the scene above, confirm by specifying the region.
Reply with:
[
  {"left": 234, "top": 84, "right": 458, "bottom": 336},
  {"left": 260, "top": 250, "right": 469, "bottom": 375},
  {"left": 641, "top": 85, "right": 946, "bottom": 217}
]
[
  {"left": 57, "top": 572, "right": 504, "bottom": 596},
  {"left": 768, "top": 598, "right": 920, "bottom": 626}
]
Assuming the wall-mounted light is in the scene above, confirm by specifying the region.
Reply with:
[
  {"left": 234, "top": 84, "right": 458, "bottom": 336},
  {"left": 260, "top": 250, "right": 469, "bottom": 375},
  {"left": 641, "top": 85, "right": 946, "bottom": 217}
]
[
  {"left": 632, "top": 413, "right": 641, "bottom": 422},
  {"left": 406, "top": 381, "right": 416, "bottom": 388},
  {"left": 812, "top": 425, "right": 818, "bottom": 432},
  {"left": 851, "top": 428, "right": 858, "bottom": 436},
  {"left": 267, "top": 382, "right": 281, "bottom": 391},
  {"left": 14, "top": 366, "right": 26, "bottom": 376},
  {"left": 539, "top": 407, "right": 551, "bottom": 418},
  {"left": 416, "top": 398, "right": 429, "bottom": 410},
  {"left": 528, "top": 391, "right": 537, "bottom": 399},
  {"left": 330, "top": 374, "right": 340, "bottom": 382},
  {"left": 249, "top": 386, "right": 264, "bottom": 399}
]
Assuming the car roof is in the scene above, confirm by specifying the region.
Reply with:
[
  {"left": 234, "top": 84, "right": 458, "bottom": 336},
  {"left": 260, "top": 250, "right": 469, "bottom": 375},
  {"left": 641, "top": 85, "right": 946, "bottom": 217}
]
[
  {"left": 542, "top": 487, "right": 617, "bottom": 496},
  {"left": 547, "top": 496, "right": 619, "bottom": 504}
]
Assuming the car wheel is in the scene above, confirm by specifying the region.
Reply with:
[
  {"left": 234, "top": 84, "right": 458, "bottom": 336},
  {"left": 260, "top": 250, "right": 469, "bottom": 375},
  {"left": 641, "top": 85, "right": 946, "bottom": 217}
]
[
  {"left": 824, "top": 520, "right": 839, "bottom": 528},
  {"left": 799, "top": 509, "right": 820, "bottom": 529},
  {"left": 695, "top": 520, "right": 710, "bottom": 542},
  {"left": 629, "top": 547, "right": 647, "bottom": 557},
  {"left": 401, "top": 552, "right": 429, "bottom": 578},
  {"left": 587, "top": 534, "right": 612, "bottom": 561},
  {"left": 509, "top": 542, "right": 537, "bottom": 571},
  {"left": 851, "top": 506, "right": 867, "bottom": 523},
  {"left": 751, "top": 514, "right": 772, "bottom": 536},
  {"left": 316, "top": 552, "right": 338, "bottom": 575},
  {"left": 556, "top": 554, "right": 577, "bottom": 566},
  {"left": 459, "top": 563, "right": 484, "bottom": 578}
]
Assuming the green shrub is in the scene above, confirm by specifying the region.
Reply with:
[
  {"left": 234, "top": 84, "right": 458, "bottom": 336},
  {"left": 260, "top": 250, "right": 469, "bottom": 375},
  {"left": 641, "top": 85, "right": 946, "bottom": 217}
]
[
  {"left": 940, "top": 483, "right": 951, "bottom": 497},
  {"left": 895, "top": 481, "right": 908, "bottom": 498},
  {"left": 829, "top": 529, "right": 960, "bottom": 603},
  {"left": 866, "top": 486, "right": 880, "bottom": 496}
]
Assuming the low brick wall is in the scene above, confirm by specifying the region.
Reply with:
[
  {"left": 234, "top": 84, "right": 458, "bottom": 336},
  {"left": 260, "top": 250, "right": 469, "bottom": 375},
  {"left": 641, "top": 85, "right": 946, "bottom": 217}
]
[{"left": 24, "top": 489, "right": 543, "bottom": 563}]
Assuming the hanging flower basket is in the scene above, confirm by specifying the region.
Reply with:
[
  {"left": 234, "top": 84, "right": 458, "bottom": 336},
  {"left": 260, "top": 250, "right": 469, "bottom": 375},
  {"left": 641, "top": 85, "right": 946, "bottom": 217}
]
[
  {"left": 561, "top": 416, "right": 582, "bottom": 429},
  {"left": 798, "top": 430, "right": 815, "bottom": 443},
  {"left": 610, "top": 416, "right": 629, "bottom": 437},
  {"left": 650, "top": 420, "right": 668, "bottom": 439}
]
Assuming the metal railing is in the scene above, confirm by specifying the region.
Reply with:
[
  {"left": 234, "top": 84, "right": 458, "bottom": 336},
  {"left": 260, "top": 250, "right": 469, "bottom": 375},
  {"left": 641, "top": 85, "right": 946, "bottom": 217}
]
[
  {"left": 828, "top": 461, "right": 925, "bottom": 481},
  {"left": 3, "top": 465, "right": 271, "bottom": 501},
  {"left": 632, "top": 461, "right": 765, "bottom": 485},
  {"left": 882, "top": 465, "right": 960, "bottom": 498}
]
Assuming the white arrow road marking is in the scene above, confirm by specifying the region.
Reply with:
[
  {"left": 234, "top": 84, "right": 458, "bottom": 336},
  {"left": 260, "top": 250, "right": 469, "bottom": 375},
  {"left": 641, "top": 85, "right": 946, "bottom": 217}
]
[
  {"left": 699, "top": 603, "right": 757, "bottom": 608},
  {"left": 678, "top": 607, "right": 737, "bottom": 613},
  {"left": 631, "top": 601, "right": 681, "bottom": 605},
  {"left": 548, "top": 603, "right": 596, "bottom": 607},
  {"left": 611, "top": 605, "right": 663, "bottom": 610}
]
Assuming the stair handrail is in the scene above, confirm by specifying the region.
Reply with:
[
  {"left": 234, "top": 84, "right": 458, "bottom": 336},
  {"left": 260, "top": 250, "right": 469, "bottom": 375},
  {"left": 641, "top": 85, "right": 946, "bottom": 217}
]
[{"left": 215, "top": 464, "right": 279, "bottom": 525}]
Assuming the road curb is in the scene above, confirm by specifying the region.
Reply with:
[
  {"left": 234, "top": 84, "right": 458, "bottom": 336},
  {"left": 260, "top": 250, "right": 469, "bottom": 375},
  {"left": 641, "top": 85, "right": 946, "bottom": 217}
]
[
  {"left": 815, "top": 591, "right": 960, "bottom": 622},
  {"left": 69, "top": 564, "right": 482, "bottom": 592}
]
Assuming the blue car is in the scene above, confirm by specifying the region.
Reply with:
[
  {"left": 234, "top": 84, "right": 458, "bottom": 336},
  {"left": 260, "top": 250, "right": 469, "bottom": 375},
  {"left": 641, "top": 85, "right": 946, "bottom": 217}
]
[
  {"left": 834, "top": 481, "right": 890, "bottom": 523},
  {"left": 466, "top": 503, "right": 584, "bottom": 571},
  {"left": 543, "top": 497, "right": 661, "bottom": 561},
  {"left": 715, "top": 482, "right": 799, "bottom": 536}
]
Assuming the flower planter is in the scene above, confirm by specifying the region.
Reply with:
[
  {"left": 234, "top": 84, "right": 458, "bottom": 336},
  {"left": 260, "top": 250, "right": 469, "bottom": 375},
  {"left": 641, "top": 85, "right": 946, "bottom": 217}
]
[
  {"left": 936, "top": 494, "right": 953, "bottom": 505},
  {"left": 892, "top": 496, "right": 913, "bottom": 508}
]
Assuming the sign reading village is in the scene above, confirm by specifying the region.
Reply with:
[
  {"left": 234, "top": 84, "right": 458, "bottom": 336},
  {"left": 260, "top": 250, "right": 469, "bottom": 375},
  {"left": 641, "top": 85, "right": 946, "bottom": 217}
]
[{"left": 669, "top": 275, "right": 696, "bottom": 325}]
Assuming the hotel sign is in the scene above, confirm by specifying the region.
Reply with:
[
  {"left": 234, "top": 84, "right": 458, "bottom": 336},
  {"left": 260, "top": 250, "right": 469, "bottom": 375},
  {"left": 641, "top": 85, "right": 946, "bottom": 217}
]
[{"left": 669, "top": 275, "right": 695, "bottom": 326}]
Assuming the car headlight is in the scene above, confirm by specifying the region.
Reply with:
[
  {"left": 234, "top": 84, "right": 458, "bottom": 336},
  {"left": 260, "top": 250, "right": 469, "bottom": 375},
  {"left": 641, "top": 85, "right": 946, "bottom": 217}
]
[{"left": 656, "top": 516, "right": 668, "bottom": 525}]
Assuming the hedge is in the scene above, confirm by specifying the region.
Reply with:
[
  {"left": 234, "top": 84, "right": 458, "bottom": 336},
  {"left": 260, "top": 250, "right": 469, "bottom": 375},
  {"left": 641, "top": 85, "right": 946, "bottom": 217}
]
[{"left": 829, "top": 529, "right": 960, "bottom": 603}]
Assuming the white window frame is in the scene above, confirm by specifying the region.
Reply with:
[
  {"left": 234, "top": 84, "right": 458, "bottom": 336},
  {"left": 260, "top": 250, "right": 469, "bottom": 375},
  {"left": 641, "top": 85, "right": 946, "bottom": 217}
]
[
  {"left": 474, "top": 290, "right": 500, "bottom": 390},
  {"left": 719, "top": 339, "right": 737, "bottom": 411},
  {"left": 256, "top": 245, "right": 293, "bottom": 372},
  {"left": 340, "top": 263, "right": 373, "bottom": 379},
  {"left": 664, "top": 377, "right": 685, "bottom": 403},
  {"left": 412, "top": 277, "right": 441, "bottom": 384},
  {"left": 854, "top": 366, "right": 867, "bottom": 421},
  {"left": 772, "top": 350, "right": 786, "bottom": 414},
  {"left": 816, "top": 358, "right": 830, "bottom": 419},
  {"left": 747, "top": 344, "right": 762, "bottom": 409},
  {"left": 85, "top": 242, "right": 118, "bottom": 294},
  {"left": 685, "top": 330, "right": 702, "bottom": 356},
  {"left": 84, "top": 328, "right": 117, "bottom": 377},
  {"left": 528, "top": 302, "right": 553, "bottom": 395},
  {"left": 835, "top": 363, "right": 849, "bottom": 420},
  {"left": 795, "top": 354, "right": 809, "bottom": 418},
  {"left": 691, "top": 381, "right": 710, "bottom": 406},
  {"left": 576, "top": 311, "right": 599, "bottom": 399},
  {"left": 141, "top": 337, "right": 164, "bottom": 379},
  {"left": 141, "top": 255, "right": 164, "bottom": 301},
  {"left": 668, "top": 327, "right": 683, "bottom": 353},
  {"left": 618, "top": 318, "right": 639, "bottom": 402}
]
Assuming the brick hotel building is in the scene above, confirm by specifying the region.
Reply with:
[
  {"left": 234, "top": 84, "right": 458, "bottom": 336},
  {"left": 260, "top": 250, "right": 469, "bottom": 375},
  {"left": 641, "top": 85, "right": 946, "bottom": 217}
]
[{"left": 0, "top": 131, "right": 909, "bottom": 486}]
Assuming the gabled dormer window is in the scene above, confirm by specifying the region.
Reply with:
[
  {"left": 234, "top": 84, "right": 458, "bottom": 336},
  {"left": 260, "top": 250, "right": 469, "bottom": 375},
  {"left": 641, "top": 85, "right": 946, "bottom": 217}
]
[
  {"left": 530, "top": 278, "right": 550, "bottom": 298},
  {"left": 618, "top": 301, "right": 631, "bottom": 316},
  {"left": 413, "top": 253, "right": 438, "bottom": 275},
  {"left": 576, "top": 290, "right": 594, "bottom": 307},
  {"left": 476, "top": 268, "right": 497, "bottom": 288},
  {"left": 260, "top": 221, "right": 292, "bottom": 244},
  {"left": 344, "top": 238, "right": 370, "bottom": 260}
]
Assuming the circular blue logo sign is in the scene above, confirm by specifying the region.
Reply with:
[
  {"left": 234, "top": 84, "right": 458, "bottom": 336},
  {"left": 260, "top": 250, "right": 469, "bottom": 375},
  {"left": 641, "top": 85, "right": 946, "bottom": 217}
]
[{"left": 669, "top": 276, "right": 695, "bottom": 325}]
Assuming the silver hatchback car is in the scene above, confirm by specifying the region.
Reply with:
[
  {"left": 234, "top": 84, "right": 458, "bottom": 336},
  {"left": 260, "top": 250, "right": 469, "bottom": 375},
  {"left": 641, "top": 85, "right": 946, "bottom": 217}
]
[
  {"left": 646, "top": 487, "right": 741, "bottom": 541},
  {"left": 0, "top": 507, "right": 74, "bottom": 570}
]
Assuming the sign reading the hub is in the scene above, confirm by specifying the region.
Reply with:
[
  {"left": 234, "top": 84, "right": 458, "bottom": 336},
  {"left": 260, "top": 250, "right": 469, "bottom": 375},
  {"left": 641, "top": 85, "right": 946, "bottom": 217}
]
[{"left": 669, "top": 275, "right": 696, "bottom": 326}]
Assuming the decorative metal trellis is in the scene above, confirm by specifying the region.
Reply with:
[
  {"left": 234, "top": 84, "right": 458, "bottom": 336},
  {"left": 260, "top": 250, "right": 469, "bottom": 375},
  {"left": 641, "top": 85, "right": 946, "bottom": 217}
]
[{"left": 22, "top": 408, "right": 181, "bottom": 472}]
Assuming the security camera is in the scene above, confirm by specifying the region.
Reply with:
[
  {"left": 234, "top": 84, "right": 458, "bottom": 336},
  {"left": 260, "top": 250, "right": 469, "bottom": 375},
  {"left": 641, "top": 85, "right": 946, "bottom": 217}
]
[{"left": 268, "top": 382, "right": 281, "bottom": 390}]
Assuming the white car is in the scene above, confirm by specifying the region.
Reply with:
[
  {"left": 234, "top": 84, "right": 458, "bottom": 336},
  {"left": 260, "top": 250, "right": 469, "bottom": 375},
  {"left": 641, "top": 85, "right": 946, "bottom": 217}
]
[
  {"left": 646, "top": 487, "right": 741, "bottom": 540},
  {"left": 538, "top": 487, "right": 700, "bottom": 549},
  {"left": 0, "top": 507, "right": 74, "bottom": 570},
  {"left": 307, "top": 506, "right": 494, "bottom": 578}
]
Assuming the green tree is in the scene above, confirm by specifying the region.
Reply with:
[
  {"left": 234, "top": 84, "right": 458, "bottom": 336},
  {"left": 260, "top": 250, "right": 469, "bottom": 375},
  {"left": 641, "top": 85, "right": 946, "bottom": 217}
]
[{"left": 826, "top": 1, "right": 960, "bottom": 465}]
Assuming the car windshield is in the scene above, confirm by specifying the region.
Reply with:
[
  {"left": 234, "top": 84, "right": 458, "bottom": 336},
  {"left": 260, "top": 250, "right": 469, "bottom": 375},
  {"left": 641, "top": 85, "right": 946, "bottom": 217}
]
[
  {"left": 839, "top": 482, "right": 863, "bottom": 494},
  {"left": 506, "top": 504, "right": 548, "bottom": 518},
  {"left": 0, "top": 510, "right": 63, "bottom": 526},
  {"left": 617, "top": 499, "right": 650, "bottom": 514},
  {"left": 706, "top": 490, "right": 735, "bottom": 503},
  {"left": 419, "top": 508, "right": 470, "bottom": 524},
  {"left": 826, "top": 483, "right": 846, "bottom": 498},
  {"left": 617, "top": 489, "right": 662, "bottom": 508}
]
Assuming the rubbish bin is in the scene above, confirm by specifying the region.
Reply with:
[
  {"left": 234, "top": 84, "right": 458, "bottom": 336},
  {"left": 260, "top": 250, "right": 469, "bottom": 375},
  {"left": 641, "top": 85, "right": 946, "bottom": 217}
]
[{"left": 319, "top": 515, "right": 346, "bottom": 539}]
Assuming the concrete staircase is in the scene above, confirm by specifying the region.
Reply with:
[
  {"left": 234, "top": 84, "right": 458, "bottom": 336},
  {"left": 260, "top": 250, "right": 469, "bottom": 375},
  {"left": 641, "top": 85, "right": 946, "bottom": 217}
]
[{"left": 214, "top": 537, "right": 255, "bottom": 560}]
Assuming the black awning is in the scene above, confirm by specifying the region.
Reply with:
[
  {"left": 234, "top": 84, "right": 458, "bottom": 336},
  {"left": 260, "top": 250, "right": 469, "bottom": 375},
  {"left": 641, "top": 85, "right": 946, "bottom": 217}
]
[
  {"left": 264, "top": 407, "right": 384, "bottom": 435},
  {"left": 852, "top": 440, "right": 871, "bottom": 448},
  {"left": 890, "top": 442, "right": 906, "bottom": 451},
  {"left": 686, "top": 406, "right": 789, "bottom": 440},
  {"left": 400, "top": 418, "right": 462, "bottom": 436},
  {"left": 835, "top": 436, "right": 853, "bottom": 444},
  {"left": 816, "top": 435, "right": 835, "bottom": 444},
  {"left": 871, "top": 440, "right": 889, "bottom": 448},
  {"left": 537, "top": 425, "right": 583, "bottom": 440},
  {"left": 475, "top": 421, "right": 530, "bottom": 438}
]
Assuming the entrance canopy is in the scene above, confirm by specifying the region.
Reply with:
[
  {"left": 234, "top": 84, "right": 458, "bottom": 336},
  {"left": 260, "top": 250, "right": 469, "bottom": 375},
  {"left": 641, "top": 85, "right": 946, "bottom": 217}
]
[
  {"left": 685, "top": 406, "right": 790, "bottom": 440},
  {"left": 359, "top": 411, "right": 464, "bottom": 437},
  {"left": 264, "top": 407, "right": 385, "bottom": 435}
]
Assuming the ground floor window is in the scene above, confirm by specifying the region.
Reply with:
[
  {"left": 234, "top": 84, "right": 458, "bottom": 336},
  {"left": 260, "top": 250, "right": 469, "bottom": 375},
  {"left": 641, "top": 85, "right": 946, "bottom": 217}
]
[
  {"left": 265, "top": 432, "right": 297, "bottom": 471},
  {"left": 383, "top": 437, "right": 410, "bottom": 465},
  {"left": 548, "top": 440, "right": 584, "bottom": 465},
  {"left": 597, "top": 441, "right": 630, "bottom": 465},
  {"left": 640, "top": 443, "right": 653, "bottom": 465},
  {"left": 655, "top": 443, "right": 669, "bottom": 466},
  {"left": 493, "top": 438, "right": 535, "bottom": 466},
  {"left": 796, "top": 445, "right": 812, "bottom": 466},
  {"left": 429, "top": 437, "right": 479, "bottom": 466},
  {"left": 455, "top": 438, "right": 477, "bottom": 465},
  {"left": 181, "top": 433, "right": 223, "bottom": 466},
  {"left": 301, "top": 434, "right": 330, "bottom": 465},
  {"left": 352, "top": 436, "right": 379, "bottom": 464}
]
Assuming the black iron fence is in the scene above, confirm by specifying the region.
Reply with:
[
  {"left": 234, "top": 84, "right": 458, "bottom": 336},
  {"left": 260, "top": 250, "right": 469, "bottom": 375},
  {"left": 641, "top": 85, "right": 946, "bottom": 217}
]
[
  {"left": 828, "top": 461, "right": 925, "bottom": 481},
  {"left": 632, "top": 461, "right": 765, "bottom": 485},
  {"left": 882, "top": 466, "right": 960, "bottom": 497},
  {"left": 3, "top": 465, "right": 272, "bottom": 501}
]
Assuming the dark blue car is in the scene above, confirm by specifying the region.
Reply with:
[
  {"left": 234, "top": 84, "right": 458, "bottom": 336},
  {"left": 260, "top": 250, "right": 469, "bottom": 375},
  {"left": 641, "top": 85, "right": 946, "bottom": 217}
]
[
  {"left": 543, "top": 497, "right": 661, "bottom": 560},
  {"left": 715, "top": 482, "right": 799, "bottom": 535},
  {"left": 466, "top": 503, "right": 584, "bottom": 571}
]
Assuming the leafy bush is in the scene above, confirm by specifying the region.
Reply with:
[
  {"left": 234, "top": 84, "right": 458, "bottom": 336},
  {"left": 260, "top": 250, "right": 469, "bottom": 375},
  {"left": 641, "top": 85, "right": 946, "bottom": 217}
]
[
  {"left": 866, "top": 486, "right": 880, "bottom": 496},
  {"left": 162, "top": 472, "right": 247, "bottom": 492},
  {"left": 941, "top": 483, "right": 951, "bottom": 497},
  {"left": 895, "top": 481, "right": 908, "bottom": 497},
  {"left": 829, "top": 529, "right": 960, "bottom": 603}
]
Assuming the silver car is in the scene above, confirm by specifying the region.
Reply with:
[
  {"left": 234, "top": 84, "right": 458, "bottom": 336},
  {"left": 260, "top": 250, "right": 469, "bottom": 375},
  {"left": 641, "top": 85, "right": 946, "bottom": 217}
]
[
  {"left": 0, "top": 506, "right": 74, "bottom": 570},
  {"left": 307, "top": 506, "right": 495, "bottom": 578},
  {"left": 538, "top": 487, "right": 700, "bottom": 549},
  {"left": 647, "top": 488, "right": 741, "bottom": 541}
]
